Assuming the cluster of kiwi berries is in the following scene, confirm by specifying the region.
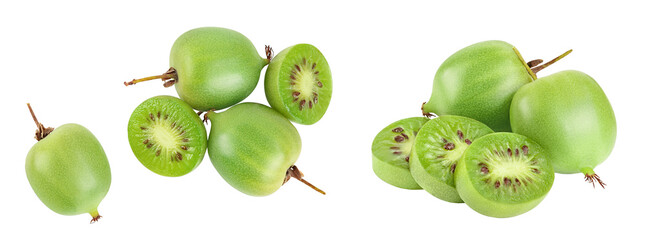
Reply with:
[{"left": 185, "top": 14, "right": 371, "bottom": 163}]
[
  {"left": 126, "top": 27, "right": 331, "bottom": 197},
  {"left": 372, "top": 40, "right": 616, "bottom": 218}
]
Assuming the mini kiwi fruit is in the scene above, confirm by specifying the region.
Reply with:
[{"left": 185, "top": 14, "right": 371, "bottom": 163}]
[
  {"left": 206, "top": 102, "right": 324, "bottom": 196},
  {"left": 264, "top": 44, "right": 332, "bottom": 125},
  {"left": 409, "top": 115, "right": 493, "bottom": 203},
  {"left": 372, "top": 117, "right": 428, "bottom": 189},
  {"left": 126, "top": 27, "right": 270, "bottom": 111},
  {"left": 127, "top": 95, "right": 207, "bottom": 177},
  {"left": 455, "top": 132, "right": 554, "bottom": 218}
]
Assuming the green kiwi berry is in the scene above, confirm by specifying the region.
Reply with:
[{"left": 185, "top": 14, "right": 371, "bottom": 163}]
[
  {"left": 372, "top": 117, "right": 428, "bottom": 189},
  {"left": 207, "top": 103, "right": 324, "bottom": 196},
  {"left": 265, "top": 44, "right": 332, "bottom": 125},
  {"left": 421, "top": 40, "right": 570, "bottom": 132},
  {"left": 455, "top": 132, "right": 554, "bottom": 218},
  {"left": 510, "top": 70, "right": 616, "bottom": 187},
  {"left": 409, "top": 115, "right": 493, "bottom": 203},
  {"left": 25, "top": 104, "right": 111, "bottom": 223},
  {"left": 126, "top": 27, "right": 269, "bottom": 111},
  {"left": 127, "top": 95, "right": 207, "bottom": 177}
]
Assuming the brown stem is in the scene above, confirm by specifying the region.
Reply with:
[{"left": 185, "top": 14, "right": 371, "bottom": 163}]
[
  {"left": 526, "top": 59, "right": 544, "bottom": 68},
  {"left": 124, "top": 67, "right": 178, "bottom": 87},
  {"left": 421, "top": 102, "right": 437, "bottom": 118},
  {"left": 90, "top": 214, "right": 102, "bottom": 224},
  {"left": 27, "top": 103, "right": 54, "bottom": 141},
  {"left": 284, "top": 165, "right": 326, "bottom": 195},
  {"left": 265, "top": 45, "right": 273, "bottom": 61},
  {"left": 584, "top": 173, "right": 606, "bottom": 189},
  {"left": 531, "top": 49, "right": 573, "bottom": 74}
]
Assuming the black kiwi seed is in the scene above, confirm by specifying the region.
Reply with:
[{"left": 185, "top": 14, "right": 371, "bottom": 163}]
[
  {"left": 394, "top": 135, "right": 405, "bottom": 142},
  {"left": 522, "top": 145, "right": 529, "bottom": 155},
  {"left": 392, "top": 127, "right": 403, "bottom": 133},
  {"left": 444, "top": 142, "right": 455, "bottom": 150}
]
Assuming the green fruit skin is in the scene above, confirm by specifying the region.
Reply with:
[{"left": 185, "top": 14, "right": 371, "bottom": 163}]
[
  {"left": 264, "top": 44, "right": 332, "bottom": 125},
  {"left": 455, "top": 133, "right": 553, "bottom": 218},
  {"left": 372, "top": 155, "right": 421, "bottom": 189},
  {"left": 422, "top": 40, "right": 534, "bottom": 132},
  {"left": 26, "top": 124, "right": 111, "bottom": 216},
  {"left": 409, "top": 151, "right": 462, "bottom": 202},
  {"left": 170, "top": 27, "right": 268, "bottom": 111},
  {"left": 207, "top": 103, "right": 301, "bottom": 196},
  {"left": 510, "top": 70, "right": 616, "bottom": 174}
]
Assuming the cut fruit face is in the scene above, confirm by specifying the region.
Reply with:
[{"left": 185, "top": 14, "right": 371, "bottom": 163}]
[
  {"left": 372, "top": 117, "right": 429, "bottom": 189},
  {"left": 127, "top": 95, "right": 207, "bottom": 177},
  {"left": 409, "top": 115, "right": 493, "bottom": 202},
  {"left": 455, "top": 132, "right": 554, "bottom": 218},
  {"left": 265, "top": 44, "right": 332, "bottom": 125}
]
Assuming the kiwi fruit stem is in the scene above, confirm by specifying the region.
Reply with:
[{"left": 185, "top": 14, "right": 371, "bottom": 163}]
[
  {"left": 582, "top": 167, "right": 606, "bottom": 189},
  {"left": 530, "top": 49, "right": 573, "bottom": 75},
  {"left": 89, "top": 209, "right": 102, "bottom": 224},
  {"left": 124, "top": 67, "right": 178, "bottom": 87},
  {"left": 27, "top": 103, "right": 54, "bottom": 141},
  {"left": 284, "top": 165, "right": 326, "bottom": 195},
  {"left": 125, "top": 45, "right": 274, "bottom": 88}
]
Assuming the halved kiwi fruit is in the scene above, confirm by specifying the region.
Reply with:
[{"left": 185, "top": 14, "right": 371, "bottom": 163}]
[
  {"left": 264, "top": 44, "right": 332, "bottom": 125},
  {"left": 455, "top": 132, "right": 554, "bottom": 218},
  {"left": 372, "top": 117, "right": 429, "bottom": 189},
  {"left": 127, "top": 95, "right": 207, "bottom": 177},
  {"left": 409, "top": 115, "right": 493, "bottom": 203}
]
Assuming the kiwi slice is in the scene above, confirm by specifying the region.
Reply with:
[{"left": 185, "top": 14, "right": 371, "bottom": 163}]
[
  {"left": 127, "top": 95, "right": 207, "bottom": 177},
  {"left": 455, "top": 132, "right": 554, "bottom": 218},
  {"left": 409, "top": 115, "right": 493, "bottom": 203},
  {"left": 372, "top": 117, "right": 429, "bottom": 189},
  {"left": 264, "top": 44, "right": 332, "bottom": 125}
]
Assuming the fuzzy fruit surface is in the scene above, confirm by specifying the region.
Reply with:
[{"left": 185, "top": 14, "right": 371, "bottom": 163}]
[
  {"left": 171, "top": 27, "right": 268, "bottom": 111},
  {"left": 26, "top": 123, "right": 111, "bottom": 217},
  {"left": 510, "top": 70, "right": 616, "bottom": 174},
  {"left": 207, "top": 102, "right": 301, "bottom": 196},
  {"left": 264, "top": 44, "right": 332, "bottom": 125},
  {"left": 455, "top": 132, "right": 554, "bottom": 218},
  {"left": 422, "top": 40, "right": 534, "bottom": 132}
]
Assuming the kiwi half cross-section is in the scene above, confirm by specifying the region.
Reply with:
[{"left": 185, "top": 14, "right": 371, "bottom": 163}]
[
  {"left": 372, "top": 117, "right": 428, "bottom": 189},
  {"left": 455, "top": 132, "right": 554, "bottom": 218},
  {"left": 127, "top": 95, "right": 207, "bottom": 177},
  {"left": 264, "top": 44, "right": 332, "bottom": 125},
  {"left": 409, "top": 115, "right": 493, "bottom": 203}
]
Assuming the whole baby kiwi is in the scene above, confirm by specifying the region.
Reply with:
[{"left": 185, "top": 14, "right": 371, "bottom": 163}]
[
  {"left": 421, "top": 40, "right": 571, "bottom": 132},
  {"left": 126, "top": 27, "right": 270, "bottom": 111},
  {"left": 206, "top": 102, "right": 325, "bottom": 196},
  {"left": 25, "top": 104, "right": 111, "bottom": 223}
]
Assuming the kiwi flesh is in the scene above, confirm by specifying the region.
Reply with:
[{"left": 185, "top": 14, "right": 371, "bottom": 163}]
[
  {"left": 372, "top": 117, "right": 429, "bottom": 190},
  {"left": 127, "top": 95, "right": 207, "bottom": 177},
  {"left": 455, "top": 132, "right": 554, "bottom": 218},
  {"left": 409, "top": 115, "right": 493, "bottom": 203},
  {"left": 264, "top": 44, "right": 332, "bottom": 125}
]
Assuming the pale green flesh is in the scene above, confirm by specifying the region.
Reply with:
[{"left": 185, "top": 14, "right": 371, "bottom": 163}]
[
  {"left": 127, "top": 95, "right": 207, "bottom": 177},
  {"left": 170, "top": 27, "right": 268, "bottom": 111},
  {"left": 455, "top": 133, "right": 554, "bottom": 218},
  {"left": 423, "top": 40, "right": 534, "bottom": 132},
  {"left": 510, "top": 70, "right": 616, "bottom": 174},
  {"left": 410, "top": 115, "right": 493, "bottom": 203},
  {"left": 26, "top": 124, "right": 111, "bottom": 216},
  {"left": 208, "top": 103, "right": 301, "bottom": 196},
  {"left": 265, "top": 44, "right": 332, "bottom": 125},
  {"left": 371, "top": 117, "right": 428, "bottom": 189}
]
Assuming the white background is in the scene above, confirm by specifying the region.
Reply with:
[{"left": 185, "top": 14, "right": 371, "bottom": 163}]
[{"left": 1, "top": 1, "right": 642, "bottom": 239}]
